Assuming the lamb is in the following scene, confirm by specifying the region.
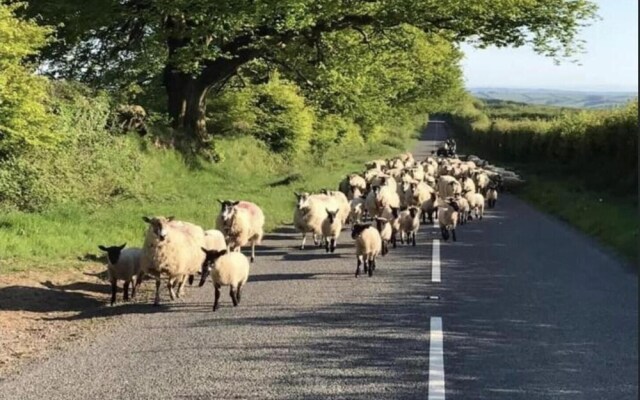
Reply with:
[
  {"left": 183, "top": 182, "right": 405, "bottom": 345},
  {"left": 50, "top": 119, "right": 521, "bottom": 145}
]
[
  {"left": 486, "top": 184, "right": 498, "bottom": 208},
  {"left": 199, "top": 249, "right": 250, "bottom": 312},
  {"left": 464, "top": 190, "right": 485, "bottom": 220},
  {"left": 398, "top": 206, "right": 420, "bottom": 246},
  {"left": 351, "top": 224, "right": 382, "bottom": 278},
  {"left": 97, "top": 243, "right": 143, "bottom": 306},
  {"left": 218, "top": 201, "right": 265, "bottom": 262},
  {"left": 141, "top": 216, "right": 206, "bottom": 306},
  {"left": 293, "top": 192, "right": 325, "bottom": 249},
  {"left": 438, "top": 199, "right": 460, "bottom": 242},
  {"left": 321, "top": 209, "right": 342, "bottom": 253},
  {"left": 374, "top": 208, "right": 394, "bottom": 256}
]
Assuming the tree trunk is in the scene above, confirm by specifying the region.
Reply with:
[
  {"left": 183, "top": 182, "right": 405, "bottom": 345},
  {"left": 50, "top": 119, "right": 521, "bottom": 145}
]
[{"left": 164, "top": 68, "right": 210, "bottom": 141}]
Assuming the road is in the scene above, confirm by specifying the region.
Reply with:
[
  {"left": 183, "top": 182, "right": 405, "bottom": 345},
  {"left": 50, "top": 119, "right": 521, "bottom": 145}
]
[{"left": 0, "top": 121, "right": 636, "bottom": 399}]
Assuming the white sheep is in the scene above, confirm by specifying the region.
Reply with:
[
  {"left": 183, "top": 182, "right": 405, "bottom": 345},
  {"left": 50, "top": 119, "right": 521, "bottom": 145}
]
[
  {"left": 348, "top": 196, "right": 366, "bottom": 224},
  {"left": 461, "top": 177, "right": 476, "bottom": 193},
  {"left": 374, "top": 211, "right": 393, "bottom": 256},
  {"left": 351, "top": 223, "right": 382, "bottom": 278},
  {"left": 421, "top": 192, "right": 438, "bottom": 224},
  {"left": 320, "top": 189, "right": 351, "bottom": 224},
  {"left": 321, "top": 209, "right": 342, "bottom": 253},
  {"left": 294, "top": 192, "right": 326, "bottom": 249},
  {"left": 464, "top": 190, "right": 485, "bottom": 220},
  {"left": 438, "top": 198, "right": 460, "bottom": 242},
  {"left": 437, "top": 175, "right": 462, "bottom": 199},
  {"left": 453, "top": 194, "right": 470, "bottom": 225},
  {"left": 473, "top": 171, "right": 491, "bottom": 195},
  {"left": 218, "top": 200, "right": 265, "bottom": 262},
  {"left": 141, "top": 216, "right": 206, "bottom": 306},
  {"left": 97, "top": 243, "right": 143, "bottom": 306},
  {"left": 408, "top": 181, "right": 433, "bottom": 208},
  {"left": 199, "top": 249, "right": 250, "bottom": 312},
  {"left": 204, "top": 229, "right": 227, "bottom": 251},
  {"left": 398, "top": 206, "right": 421, "bottom": 246}
]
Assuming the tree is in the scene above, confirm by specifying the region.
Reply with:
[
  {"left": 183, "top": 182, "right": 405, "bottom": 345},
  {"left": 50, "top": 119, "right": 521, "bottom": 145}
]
[
  {"left": 24, "top": 0, "right": 598, "bottom": 141},
  {"left": 0, "top": 1, "right": 56, "bottom": 156}
]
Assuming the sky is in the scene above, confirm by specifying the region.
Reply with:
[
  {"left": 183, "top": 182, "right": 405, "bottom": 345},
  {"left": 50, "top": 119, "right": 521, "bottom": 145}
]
[{"left": 461, "top": 0, "right": 638, "bottom": 92}]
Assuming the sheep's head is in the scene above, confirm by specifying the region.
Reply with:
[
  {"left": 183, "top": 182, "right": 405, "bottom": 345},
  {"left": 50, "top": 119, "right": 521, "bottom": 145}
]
[
  {"left": 374, "top": 217, "right": 388, "bottom": 232},
  {"left": 325, "top": 209, "right": 339, "bottom": 223},
  {"left": 142, "top": 216, "right": 175, "bottom": 241},
  {"left": 447, "top": 199, "right": 460, "bottom": 212},
  {"left": 351, "top": 223, "right": 371, "bottom": 239},
  {"left": 98, "top": 243, "right": 126, "bottom": 265},
  {"left": 199, "top": 248, "right": 228, "bottom": 287},
  {"left": 294, "top": 192, "right": 311, "bottom": 209},
  {"left": 371, "top": 185, "right": 381, "bottom": 195},
  {"left": 219, "top": 200, "right": 240, "bottom": 222},
  {"left": 408, "top": 206, "right": 420, "bottom": 218},
  {"left": 390, "top": 206, "right": 400, "bottom": 219}
]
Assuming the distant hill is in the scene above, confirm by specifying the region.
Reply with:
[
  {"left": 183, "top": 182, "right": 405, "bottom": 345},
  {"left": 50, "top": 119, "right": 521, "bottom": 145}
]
[{"left": 469, "top": 87, "right": 637, "bottom": 109}]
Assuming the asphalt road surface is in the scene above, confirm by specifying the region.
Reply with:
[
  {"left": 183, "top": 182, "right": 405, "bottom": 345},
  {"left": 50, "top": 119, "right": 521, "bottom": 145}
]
[{"left": 0, "top": 121, "right": 636, "bottom": 399}]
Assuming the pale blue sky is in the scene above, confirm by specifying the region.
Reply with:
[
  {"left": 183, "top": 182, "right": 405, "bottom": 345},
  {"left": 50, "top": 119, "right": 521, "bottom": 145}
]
[{"left": 461, "top": 0, "right": 638, "bottom": 92}]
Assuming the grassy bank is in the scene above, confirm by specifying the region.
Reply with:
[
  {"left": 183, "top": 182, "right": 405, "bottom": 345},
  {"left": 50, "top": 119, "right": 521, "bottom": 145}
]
[
  {"left": 447, "top": 97, "right": 638, "bottom": 263},
  {"left": 0, "top": 133, "right": 416, "bottom": 274},
  {"left": 509, "top": 165, "right": 637, "bottom": 263}
]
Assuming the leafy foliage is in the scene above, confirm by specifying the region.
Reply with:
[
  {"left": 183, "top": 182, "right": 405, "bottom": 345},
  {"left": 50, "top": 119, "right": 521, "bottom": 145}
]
[{"left": 0, "top": 2, "right": 56, "bottom": 155}]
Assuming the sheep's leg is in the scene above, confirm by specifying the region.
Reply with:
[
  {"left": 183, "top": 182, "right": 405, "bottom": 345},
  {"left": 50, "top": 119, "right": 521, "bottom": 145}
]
[
  {"left": 212, "top": 283, "right": 221, "bottom": 312},
  {"left": 313, "top": 233, "right": 320, "bottom": 246},
  {"left": 412, "top": 232, "right": 416, "bottom": 247},
  {"left": 452, "top": 228, "right": 457, "bottom": 242},
  {"left": 330, "top": 238, "right": 336, "bottom": 253},
  {"left": 132, "top": 273, "right": 142, "bottom": 299},
  {"left": 110, "top": 279, "right": 117, "bottom": 306},
  {"left": 355, "top": 256, "right": 362, "bottom": 278},
  {"left": 250, "top": 240, "right": 256, "bottom": 263},
  {"left": 188, "top": 275, "right": 195, "bottom": 285},
  {"left": 400, "top": 231, "right": 405, "bottom": 245},
  {"left": 421, "top": 212, "right": 426, "bottom": 224},
  {"left": 324, "top": 237, "right": 330, "bottom": 253},
  {"left": 300, "top": 232, "right": 307, "bottom": 250},
  {"left": 123, "top": 280, "right": 130, "bottom": 302},
  {"left": 440, "top": 227, "right": 449, "bottom": 241},
  {"left": 230, "top": 286, "right": 238, "bottom": 307},
  {"left": 236, "top": 283, "right": 243, "bottom": 304},
  {"left": 153, "top": 278, "right": 161, "bottom": 306},
  {"left": 391, "top": 232, "right": 397, "bottom": 248},
  {"left": 167, "top": 279, "right": 177, "bottom": 301},
  {"left": 367, "top": 258, "right": 374, "bottom": 277},
  {"left": 175, "top": 276, "right": 186, "bottom": 299}
]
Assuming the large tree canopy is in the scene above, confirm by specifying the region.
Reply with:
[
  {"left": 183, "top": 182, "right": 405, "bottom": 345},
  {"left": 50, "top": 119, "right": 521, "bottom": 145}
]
[{"left": 22, "top": 0, "right": 598, "bottom": 140}]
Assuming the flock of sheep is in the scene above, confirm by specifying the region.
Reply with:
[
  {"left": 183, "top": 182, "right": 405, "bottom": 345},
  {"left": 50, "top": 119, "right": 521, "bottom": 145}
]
[{"left": 98, "top": 142, "right": 503, "bottom": 310}]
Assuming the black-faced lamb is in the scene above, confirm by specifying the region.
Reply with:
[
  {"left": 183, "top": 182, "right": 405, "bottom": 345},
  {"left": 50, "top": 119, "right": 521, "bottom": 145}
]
[
  {"left": 199, "top": 249, "right": 250, "bottom": 311},
  {"left": 97, "top": 243, "right": 143, "bottom": 306}
]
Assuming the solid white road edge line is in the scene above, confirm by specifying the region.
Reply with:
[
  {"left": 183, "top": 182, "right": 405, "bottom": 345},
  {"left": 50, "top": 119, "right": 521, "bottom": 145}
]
[
  {"left": 431, "top": 239, "right": 441, "bottom": 283},
  {"left": 429, "top": 317, "right": 446, "bottom": 400}
]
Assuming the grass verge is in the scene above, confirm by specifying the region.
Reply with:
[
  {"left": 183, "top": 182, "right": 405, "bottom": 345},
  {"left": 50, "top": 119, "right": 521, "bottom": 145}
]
[
  {"left": 0, "top": 134, "right": 416, "bottom": 274},
  {"left": 508, "top": 166, "right": 637, "bottom": 264}
]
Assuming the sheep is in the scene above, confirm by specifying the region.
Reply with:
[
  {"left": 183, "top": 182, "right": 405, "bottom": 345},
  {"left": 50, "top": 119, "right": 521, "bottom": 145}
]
[
  {"left": 141, "top": 216, "right": 206, "bottom": 306},
  {"left": 349, "top": 196, "right": 366, "bottom": 224},
  {"left": 374, "top": 209, "right": 393, "bottom": 256},
  {"left": 215, "top": 199, "right": 262, "bottom": 233},
  {"left": 421, "top": 192, "right": 438, "bottom": 224},
  {"left": 437, "top": 175, "right": 462, "bottom": 199},
  {"left": 204, "top": 229, "right": 226, "bottom": 251},
  {"left": 293, "top": 192, "right": 325, "bottom": 249},
  {"left": 376, "top": 182, "right": 401, "bottom": 212},
  {"left": 320, "top": 189, "right": 350, "bottom": 224},
  {"left": 486, "top": 184, "right": 498, "bottom": 208},
  {"left": 321, "top": 209, "right": 342, "bottom": 253},
  {"left": 365, "top": 186, "right": 382, "bottom": 218},
  {"left": 97, "top": 243, "right": 143, "bottom": 306},
  {"left": 473, "top": 171, "right": 491, "bottom": 195},
  {"left": 438, "top": 198, "right": 460, "bottom": 242},
  {"left": 461, "top": 177, "right": 476, "bottom": 193},
  {"left": 199, "top": 249, "right": 250, "bottom": 312},
  {"left": 398, "top": 206, "right": 420, "bottom": 246},
  {"left": 453, "top": 194, "right": 470, "bottom": 225},
  {"left": 218, "top": 200, "right": 265, "bottom": 262},
  {"left": 408, "top": 181, "right": 433, "bottom": 208},
  {"left": 338, "top": 173, "right": 367, "bottom": 199},
  {"left": 351, "top": 224, "right": 382, "bottom": 278},
  {"left": 464, "top": 190, "right": 485, "bottom": 220}
]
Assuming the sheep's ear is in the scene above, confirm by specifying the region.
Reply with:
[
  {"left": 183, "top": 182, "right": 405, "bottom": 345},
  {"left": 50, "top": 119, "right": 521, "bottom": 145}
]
[
  {"left": 201, "top": 247, "right": 208, "bottom": 254},
  {"left": 98, "top": 245, "right": 108, "bottom": 251},
  {"left": 167, "top": 216, "right": 175, "bottom": 221},
  {"left": 294, "top": 192, "right": 300, "bottom": 198},
  {"left": 142, "top": 216, "right": 152, "bottom": 224},
  {"left": 219, "top": 249, "right": 228, "bottom": 256},
  {"left": 217, "top": 199, "right": 224, "bottom": 204},
  {"left": 232, "top": 201, "right": 240, "bottom": 206},
  {"left": 118, "top": 243, "right": 126, "bottom": 250}
]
